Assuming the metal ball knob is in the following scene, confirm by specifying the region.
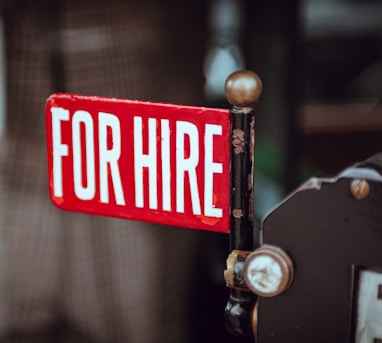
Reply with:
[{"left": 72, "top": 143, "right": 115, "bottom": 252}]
[{"left": 225, "top": 70, "right": 262, "bottom": 107}]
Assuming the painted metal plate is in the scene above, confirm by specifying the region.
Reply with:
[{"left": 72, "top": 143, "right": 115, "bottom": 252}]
[{"left": 46, "top": 93, "right": 230, "bottom": 233}]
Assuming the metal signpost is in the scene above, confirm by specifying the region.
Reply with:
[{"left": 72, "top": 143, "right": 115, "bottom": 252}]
[
  {"left": 45, "top": 70, "right": 262, "bottom": 337},
  {"left": 223, "top": 71, "right": 262, "bottom": 336},
  {"left": 46, "top": 71, "right": 382, "bottom": 342}
]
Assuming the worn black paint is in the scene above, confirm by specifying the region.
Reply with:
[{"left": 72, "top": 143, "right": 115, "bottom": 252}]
[{"left": 224, "top": 107, "right": 259, "bottom": 337}]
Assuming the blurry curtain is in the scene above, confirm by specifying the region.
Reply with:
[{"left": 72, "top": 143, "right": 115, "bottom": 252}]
[{"left": 0, "top": 1, "right": 213, "bottom": 342}]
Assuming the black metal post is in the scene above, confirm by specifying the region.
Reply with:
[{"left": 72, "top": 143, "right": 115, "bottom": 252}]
[{"left": 224, "top": 70, "right": 262, "bottom": 336}]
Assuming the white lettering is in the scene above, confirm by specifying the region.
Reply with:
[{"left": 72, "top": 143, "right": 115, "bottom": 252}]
[
  {"left": 51, "top": 107, "right": 69, "bottom": 197},
  {"left": 51, "top": 106, "right": 224, "bottom": 220},
  {"left": 99, "top": 112, "right": 125, "bottom": 205},
  {"left": 176, "top": 121, "right": 201, "bottom": 215},
  {"left": 204, "top": 124, "right": 223, "bottom": 217},
  {"left": 161, "top": 119, "right": 171, "bottom": 211},
  {"left": 72, "top": 110, "right": 96, "bottom": 200},
  {"left": 134, "top": 117, "right": 157, "bottom": 209}
]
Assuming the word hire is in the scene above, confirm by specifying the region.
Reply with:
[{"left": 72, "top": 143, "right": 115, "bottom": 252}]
[{"left": 46, "top": 94, "right": 231, "bottom": 232}]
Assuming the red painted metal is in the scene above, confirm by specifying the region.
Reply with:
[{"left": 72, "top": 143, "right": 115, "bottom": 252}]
[{"left": 46, "top": 93, "right": 231, "bottom": 233}]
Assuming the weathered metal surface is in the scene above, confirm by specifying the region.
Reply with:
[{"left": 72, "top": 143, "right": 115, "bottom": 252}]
[
  {"left": 224, "top": 250, "right": 251, "bottom": 291},
  {"left": 224, "top": 70, "right": 262, "bottom": 336},
  {"left": 256, "top": 154, "right": 382, "bottom": 342}
]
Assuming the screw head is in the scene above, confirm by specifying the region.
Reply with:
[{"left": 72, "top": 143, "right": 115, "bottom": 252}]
[
  {"left": 225, "top": 70, "right": 262, "bottom": 107},
  {"left": 243, "top": 245, "right": 294, "bottom": 298},
  {"left": 350, "top": 179, "right": 370, "bottom": 200}
]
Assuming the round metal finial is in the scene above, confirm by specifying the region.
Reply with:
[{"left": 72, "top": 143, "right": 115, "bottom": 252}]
[{"left": 225, "top": 70, "right": 262, "bottom": 107}]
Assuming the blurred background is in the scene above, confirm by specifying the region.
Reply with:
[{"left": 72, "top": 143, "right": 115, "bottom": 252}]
[{"left": 0, "top": 0, "right": 381, "bottom": 342}]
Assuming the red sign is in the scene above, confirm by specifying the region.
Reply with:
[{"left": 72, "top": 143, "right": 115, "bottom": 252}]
[{"left": 46, "top": 93, "right": 231, "bottom": 233}]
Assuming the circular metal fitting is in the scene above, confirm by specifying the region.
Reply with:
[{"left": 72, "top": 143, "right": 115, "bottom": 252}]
[
  {"left": 225, "top": 70, "right": 262, "bottom": 107},
  {"left": 350, "top": 179, "right": 370, "bottom": 200},
  {"left": 243, "top": 245, "right": 294, "bottom": 298}
]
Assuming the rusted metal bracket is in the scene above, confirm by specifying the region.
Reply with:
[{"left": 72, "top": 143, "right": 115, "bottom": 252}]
[{"left": 224, "top": 249, "right": 252, "bottom": 291}]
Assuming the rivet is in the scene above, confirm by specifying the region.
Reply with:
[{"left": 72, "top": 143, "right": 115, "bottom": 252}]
[
  {"left": 232, "top": 128, "right": 245, "bottom": 154},
  {"left": 350, "top": 179, "right": 370, "bottom": 200},
  {"left": 232, "top": 209, "right": 244, "bottom": 218},
  {"left": 243, "top": 245, "right": 294, "bottom": 298}
]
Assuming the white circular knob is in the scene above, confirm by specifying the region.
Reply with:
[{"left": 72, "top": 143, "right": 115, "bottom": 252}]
[{"left": 243, "top": 245, "right": 294, "bottom": 297}]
